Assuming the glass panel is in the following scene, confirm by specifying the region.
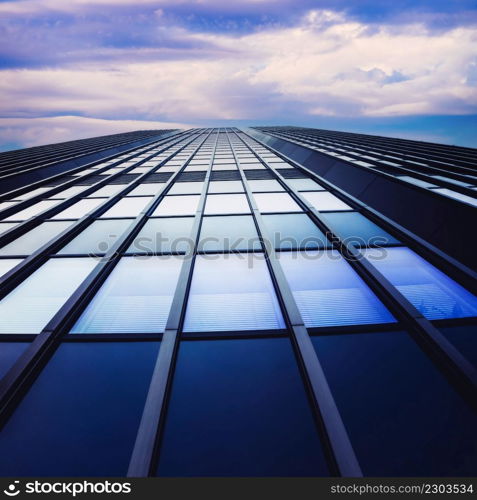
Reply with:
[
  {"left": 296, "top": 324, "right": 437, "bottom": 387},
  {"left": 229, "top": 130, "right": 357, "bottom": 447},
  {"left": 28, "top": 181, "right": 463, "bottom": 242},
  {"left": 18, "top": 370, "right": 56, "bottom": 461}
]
[
  {"left": 52, "top": 198, "right": 105, "bottom": 219},
  {"left": 100, "top": 196, "right": 152, "bottom": 218},
  {"left": 16, "top": 187, "right": 51, "bottom": 200},
  {"left": 0, "top": 222, "right": 19, "bottom": 236},
  {"left": 50, "top": 186, "right": 89, "bottom": 199},
  {"left": 0, "top": 342, "right": 30, "bottom": 381},
  {"left": 312, "top": 331, "right": 477, "bottom": 475},
  {"left": 262, "top": 214, "right": 329, "bottom": 250},
  {"left": 198, "top": 215, "right": 261, "bottom": 252},
  {"left": 208, "top": 181, "right": 244, "bottom": 193},
  {"left": 87, "top": 185, "right": 124, "bottom": 198},
  {"left": 157, "top": 338, "right": 328, "bottom": 476},
  {"left": 168, "top": 182, "right": 203, "bottom": 195},
  {"left": 0, "top": 258, "right": 97, "bottom": 334},
  {"left": 439, "top": 324, "right": 477, "bottom": 368},
  {"left": 0, "top": 259, "right": 22, "bottom": 278},
  {"left": 248, "top": 180, "right": 284, "bottom": 192},
  {"left": 152, "top": 195, "right": 200, "bottom": 216},
  {"left": 5, "top": 200, "right": 60, "bottom": 221},
  {"left": 397, "top": 175, "right": 437, "bottom": 189},
  {"left": 321, "top": 212, "right": 400, "bottom": 247},
  {"left": 278, "top": 250, "right": 395, "bottom": 327},
  {"left": 432, "top": 188, "right": 477, "bottom": 207},
  {"left": 286, "top": 178, "right": 324, "bottom": 191},
  {"left": 363, "top": 247, "right": 477, "bottom": 319},
  {"left": 302, "top": 191, "right": 352, "bottom": 211},
  {"left": 204, "top": 194, "right": 250, "bottom": 215},
  {"left": 183, "top": 254, "right": 285, "bottom": 332},
  {"left": 57, "top": 220, "right": 132, "bottom": 255},
  {"left": 0, "top": 221, "right": 74, "bottom": 256},
  {"left": 253, "top": 193, "right": 302, "bottom": 213},
  {"left": 128, "top": 183, "right": 162, "bottom": 196},
  {"left": 0, "top": 342, "right": 159, "bottom": 476},
  {"left": 128, "top": 218, "right": 194, "bottom": 254},
  {"left": 71, "top": 256, "right": 183, "bottom": 333}
]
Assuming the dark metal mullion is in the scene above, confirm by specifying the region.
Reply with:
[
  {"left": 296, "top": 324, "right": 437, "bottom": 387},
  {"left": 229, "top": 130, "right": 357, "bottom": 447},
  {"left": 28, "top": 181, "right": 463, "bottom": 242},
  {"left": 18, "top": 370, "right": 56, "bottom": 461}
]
[
  {"left": 242, "top": 128, "right": 477, "bottom": 291},
  {"left": 227, "top": 129, "right": 362, "bottom": 477},
  {"left": 240, "top": 130, "right": 477, "bottom": 406},
  {"left": 0, "top": 133, "right": 202, "bottom": 299},
  {"left": 0, "top": 130, "right": 214, "bottom": 432},
  {"left": 127, "top": 129, "right": 221, "bottom": 477}
]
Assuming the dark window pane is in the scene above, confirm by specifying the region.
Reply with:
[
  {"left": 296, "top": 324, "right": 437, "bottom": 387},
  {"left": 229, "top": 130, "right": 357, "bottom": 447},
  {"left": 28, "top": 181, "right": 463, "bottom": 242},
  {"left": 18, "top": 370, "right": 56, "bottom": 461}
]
[
  {"left": 439, "top": 324, "right": 477, "bottom": 368},
  {"left": 157, "top": 338, "right": 328, "bottom": 476},
  {"left": 0, "top": 342, "right": 159, "bottom": 476},
  {"left": 0, "top": 342, "right": 29, "bottom": 381},
  {"left": 312, "top": 331, "right": 477, "bottom": 476},
  {"left": 321, "top": 212, "right": 400, "bottom": 247}
]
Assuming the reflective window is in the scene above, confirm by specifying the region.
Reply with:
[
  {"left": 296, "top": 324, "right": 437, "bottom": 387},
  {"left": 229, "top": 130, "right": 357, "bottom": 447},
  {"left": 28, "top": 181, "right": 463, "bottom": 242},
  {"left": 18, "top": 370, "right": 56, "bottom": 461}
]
[
  {"left": 204, "top": 194, "right": 250, "bottom": 215},
  {"left": 16, "top": 187, "right": 51, "bottom": 200},
  {"left": 168, "top": 182, "right": 203, "bottom": 195},
  {"left": 208, "top": 181, "right": 244, "bottom": 193},
  {"left": 432, "top": 188, "right": 477, "bottom": 207},
  {"left": 253, "top": 193, "right": 302, "bottom": 213},
  {"left": 198, "top": 215, "right": 261, "bottom": 252},
  {"left": 248, "top": 180, "right": 284, "bottom": 192},
  {"left": 0, "top": 259, "right": 22, "bottom": 278},
  {"left": 363, "top": 247, "right": 477, "bottom": 320},
  {"left": 100, "top": 197, "right": 152, "bottom": 218},
  {"left": 285, "top": 178, "right": 324, "bottom": 191},
  {"left": 0, "top": 342, "right": 159, "bottom": 476},
  {"left": 313, "top": 331, "right": 477, "bottom": 476},
  {"left": 87, "top": 185, "right": 124, "bottom": 198},
  {"left": 183, "top": 254, "right": 285, "bottom": 332},
  {"left": 128, "top": 218, "right": 194, "bottom": 254},
  {"left": 0, "top": 342, "right": 29, "bottom": 381},
  {"left": 321, "top": 212, "right": 400, "bottom": 247},
  {"left": 71, "top": 256, "right": 183, "bottom": 334},
  {"left": 5, "top": 200, "right": 60, "bottom": 221},
  {"left": 0, "top": 258, "right": 97, "bottom": 334},
  {"left": 50, "top": 186, "right": 89, "bottom": 199},
  {"left": 58, "top": 220, "right": 132, "bottom": 255},
  {"left": 157, "top": 338, "right": 328, "bottom": 476},
  {"left": 0, "top": 221, "right": 74, "bottom": 256},
  {"left": 0, "top": 222, "right": 20, "bottom": 236},
  {"left": 128, "top": 184, "right": 162, "bottom": 196},
  {"left": 278, "top": 250, "right": 395, "bottom": 327},
  {"left": 302, "top": 191, "right": 352, "bottom": 211},
  {"left": 262, "top": 214, "right": 329, "bottom": 250},
  {"left": 152, "top": 195, "right": 200, "bottom": 216},
  {"left": 52, "top": 198, "right": 105, "bottom": 219}
]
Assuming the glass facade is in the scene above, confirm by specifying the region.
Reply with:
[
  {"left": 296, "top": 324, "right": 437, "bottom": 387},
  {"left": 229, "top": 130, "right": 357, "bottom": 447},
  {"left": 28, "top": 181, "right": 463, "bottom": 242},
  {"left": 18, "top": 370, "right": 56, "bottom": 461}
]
[{"left": 0, "top": 127, "right": 475, "bottom": 478}]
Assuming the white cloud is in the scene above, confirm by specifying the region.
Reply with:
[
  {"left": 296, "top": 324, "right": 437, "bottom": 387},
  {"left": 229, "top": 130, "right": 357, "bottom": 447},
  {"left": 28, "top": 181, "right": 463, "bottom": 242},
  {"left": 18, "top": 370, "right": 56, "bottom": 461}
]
[{"left": 0, "top": 116, "right": 191, "bottom": 150}]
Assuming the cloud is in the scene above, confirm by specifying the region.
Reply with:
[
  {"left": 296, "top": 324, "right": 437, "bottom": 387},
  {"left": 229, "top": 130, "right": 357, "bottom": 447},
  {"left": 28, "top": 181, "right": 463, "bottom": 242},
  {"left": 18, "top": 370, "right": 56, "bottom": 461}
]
[{"left": 0, "top": 115, "right": 190, "bottom": 150}]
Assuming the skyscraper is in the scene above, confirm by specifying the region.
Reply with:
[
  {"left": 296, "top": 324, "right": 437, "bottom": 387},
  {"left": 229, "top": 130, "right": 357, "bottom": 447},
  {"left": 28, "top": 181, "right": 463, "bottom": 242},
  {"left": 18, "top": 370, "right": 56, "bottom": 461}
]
[{"left": 0, "top": 127, "right": 475, "bottom": 477}]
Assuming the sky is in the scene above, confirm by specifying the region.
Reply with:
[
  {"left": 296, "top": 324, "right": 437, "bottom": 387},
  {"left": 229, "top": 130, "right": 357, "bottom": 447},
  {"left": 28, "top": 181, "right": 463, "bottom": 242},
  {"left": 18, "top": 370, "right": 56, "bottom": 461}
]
[{"left": 0, "top": 0, "right": 476, "bottom": 151}]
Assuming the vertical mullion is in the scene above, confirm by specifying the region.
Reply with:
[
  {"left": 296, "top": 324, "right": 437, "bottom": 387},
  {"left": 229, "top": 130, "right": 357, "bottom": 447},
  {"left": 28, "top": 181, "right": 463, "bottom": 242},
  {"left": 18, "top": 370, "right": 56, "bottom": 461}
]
[
  {"left": 225, "top": 128, "right": 362, "bottom": 477},
  {"left": 127, "top": 129, "right": 220, "bottom": 477}
]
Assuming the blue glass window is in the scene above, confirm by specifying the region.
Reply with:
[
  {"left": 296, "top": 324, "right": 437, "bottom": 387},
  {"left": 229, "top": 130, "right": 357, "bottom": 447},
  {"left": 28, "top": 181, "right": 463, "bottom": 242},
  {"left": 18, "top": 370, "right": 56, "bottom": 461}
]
[
  {"left": 198, "top": 215, "right": 261, "bottom": 252},
  {"left": 0, "top": 342, "right": 159, "bottom": 476},
  {"left": 278, "top": 250, "right": 395, "bottom": 327},
  {"left": 312, "top": 331, "right": 477, "bottom": 475},
  {"left": 0, "top": 259, "right": 22, "bottom": 278},
  {"left": 0, "top": 342, "right": 29, "bottom": 381},
  {"left": 52, "top": 198, "right": 105, "bottom": 220},
  {"left": 262, "top": 214, "right": 329, "bottom": 250},
  {"left": 183, "top": 254, "right": 285, "bottom": 332},
  {"left": 363, "top": 247, "right": 477, "bottom": 320},
  {"left": 439, "top": 324, "right": 477, "bottom": 368},
  {"left": 302, "top": 191, "right": 351, "bottom": 211},
  {"left": 0, "top": 258, "right": 97, "bottom": 334},
  {"left": 100, "top": 197, "right": 152, "bottom": 218},
  {"left": 321, "top": 212, "right": 400, "bottom": 247},
  {"left": 128, "top": 217, "right": 194, "bottom": 254},
  {"left": 71, "top": 256, "right": 183, "bottom": 334},
  {"left": 157, "top": 338, "right": 328, "bottom": 476}
]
